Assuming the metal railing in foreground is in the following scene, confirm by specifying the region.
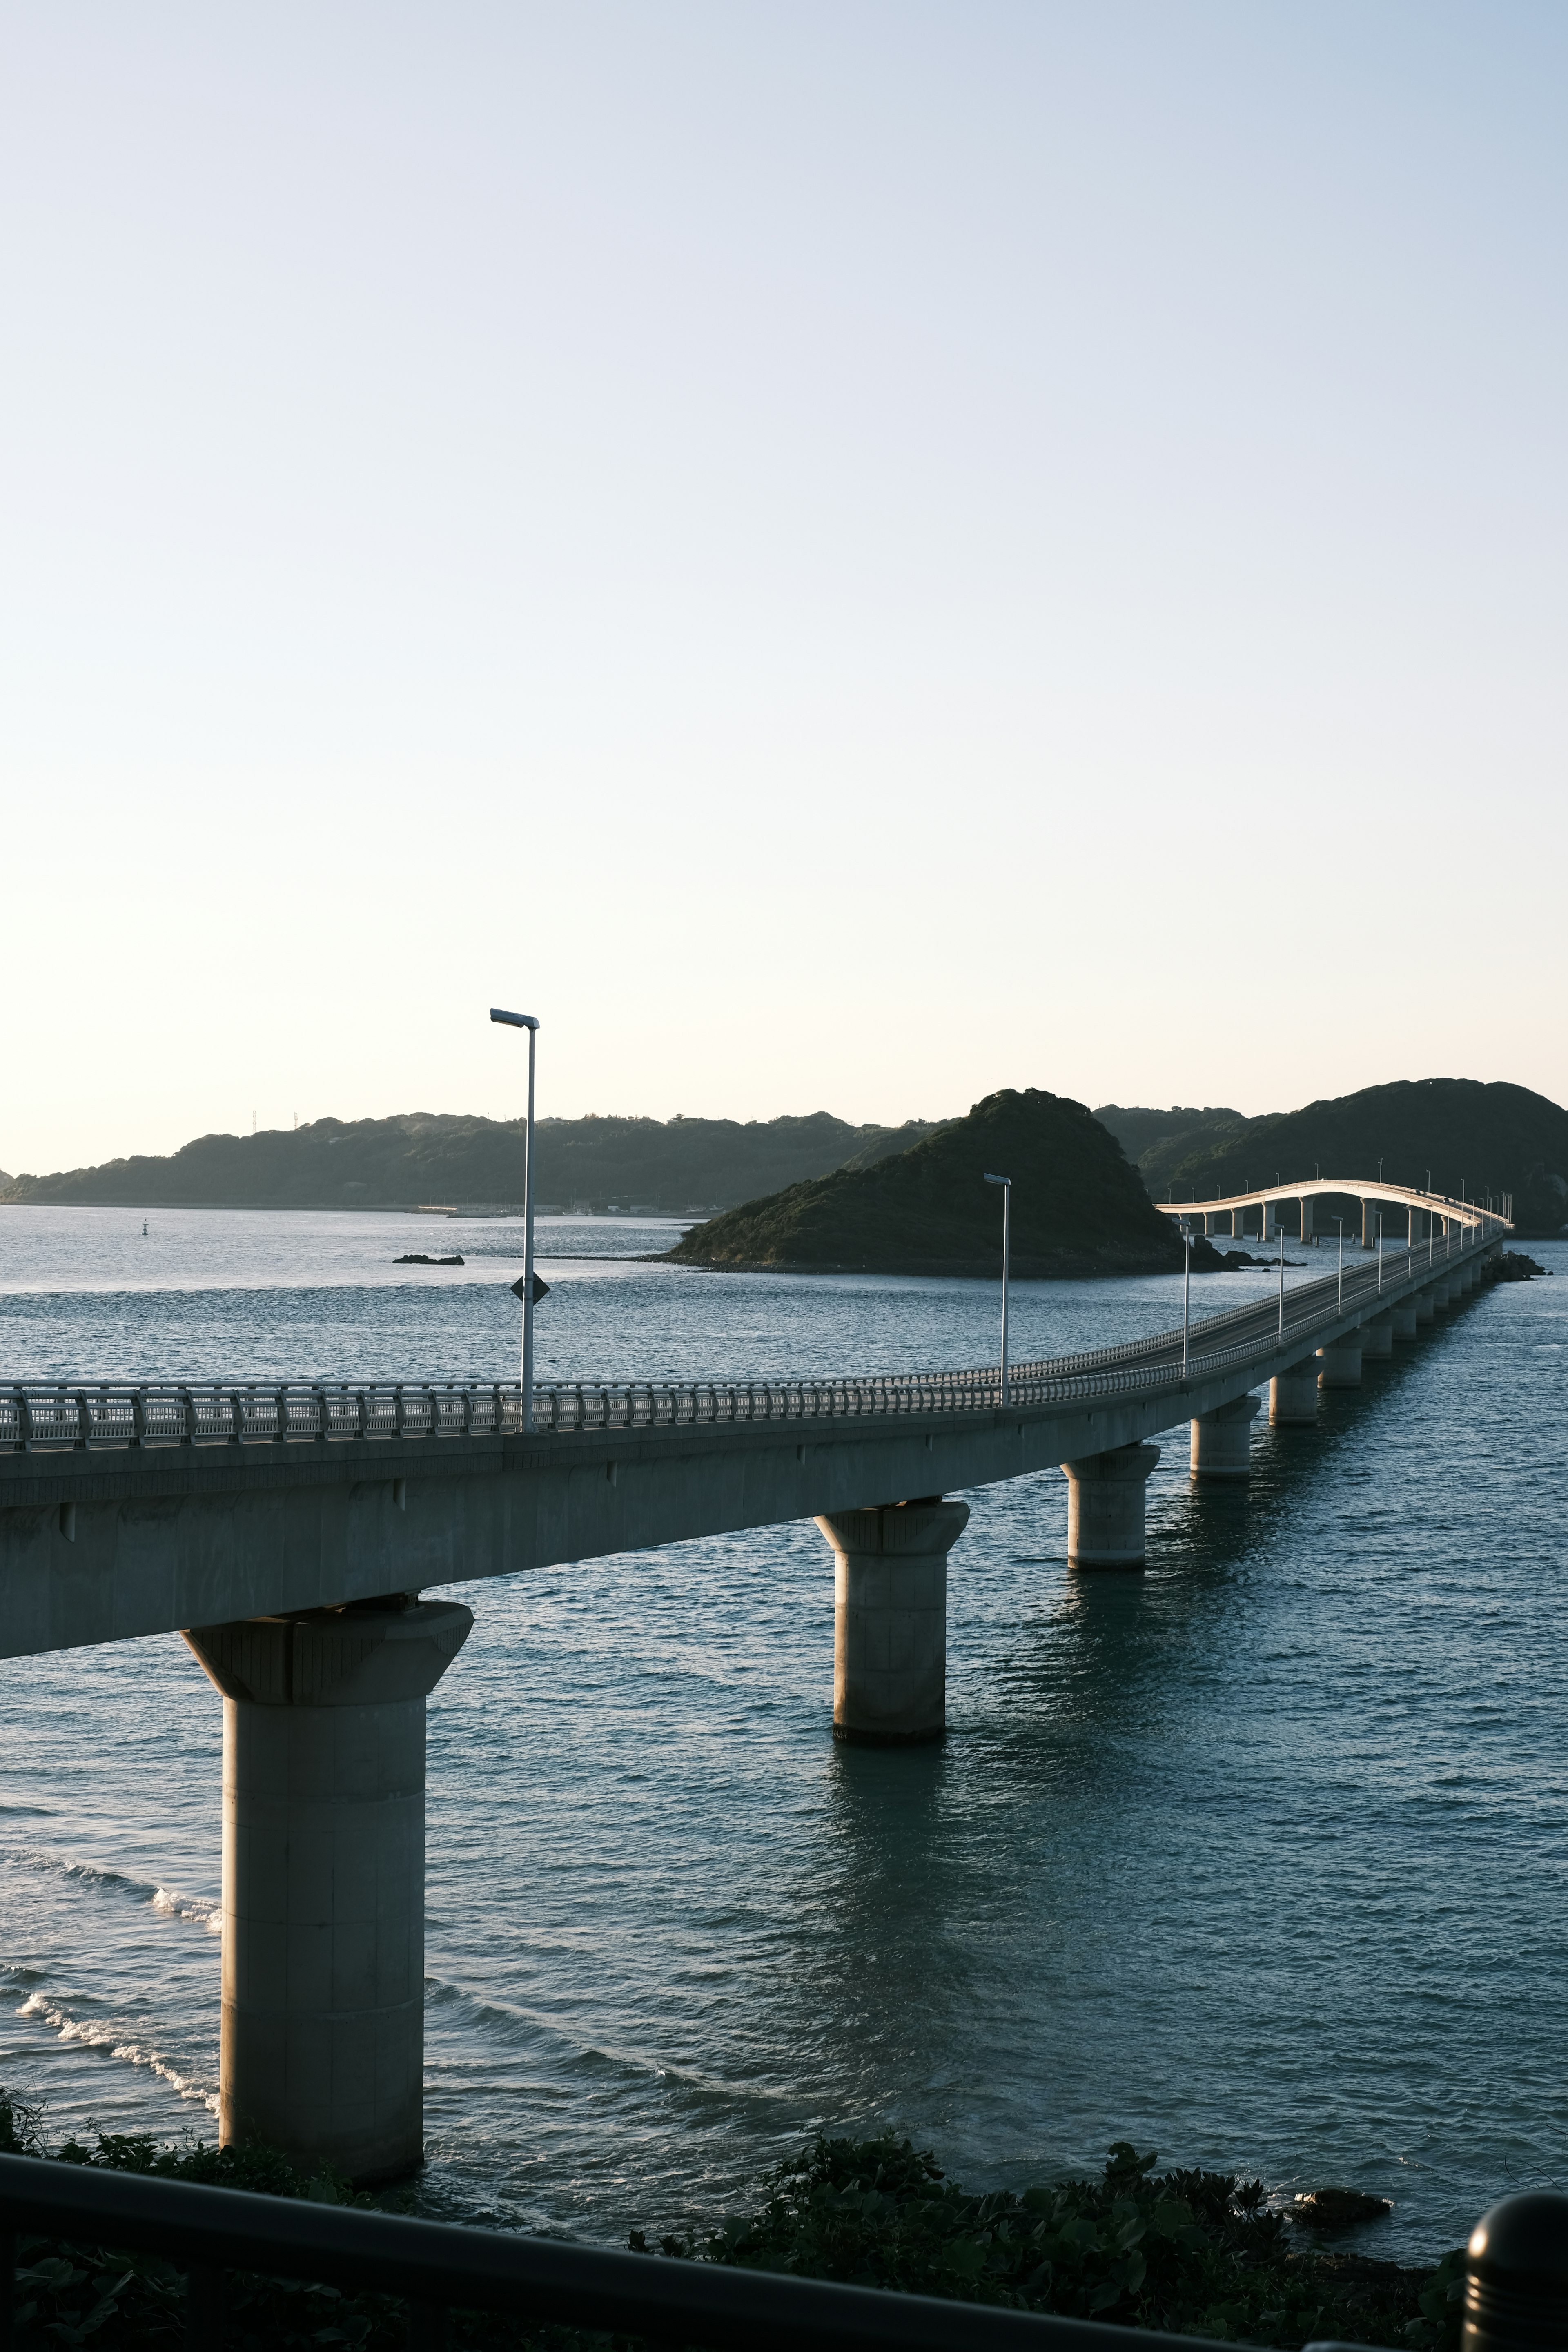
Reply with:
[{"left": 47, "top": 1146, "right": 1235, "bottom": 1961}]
[
  {"left": 0, "top": 2149, "right": 1235, "bottom": 2352},
  {"left": 2, "top": 2150, "right": 1566, "bottom": 2352},
  {"left": 0, "top": 1231, "right": 1497, "bottom": 1457}
]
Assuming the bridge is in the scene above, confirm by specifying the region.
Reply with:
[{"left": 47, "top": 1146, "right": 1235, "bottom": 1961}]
[
  {"left": 0, "top": 1197, "right": 1508, "bottom": 2186},
  {"left": 1154, "top": 1174, "right": 1512, "bottom": 1247}
]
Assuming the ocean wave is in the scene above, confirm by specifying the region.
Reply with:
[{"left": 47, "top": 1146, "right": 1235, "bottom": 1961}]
[
  {"left": 423, "top": 1973, "right": 790, "bottom": 2105},
  {"left": 151, "top": 1886, "right": 222, "bottom": 1933},
  {"left": 2, "top": 1846, "right": 220, "bottom": 1930},
  {"left": 14, "top": 1991, "right": 218, "bottom": 2114}
]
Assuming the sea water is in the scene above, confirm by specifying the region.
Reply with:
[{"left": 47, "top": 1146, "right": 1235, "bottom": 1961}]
[{"left": 0, "top": 1207, "right": 1562, "bottom": 2262}]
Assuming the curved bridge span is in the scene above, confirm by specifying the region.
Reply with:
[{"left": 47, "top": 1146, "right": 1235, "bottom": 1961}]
[
  {"left": 1156, "top": 1176, "right": 1511, "bottom": 1248},
  {"left": 0, "top": 1200, "right": 1508, "bottom": 2182}
]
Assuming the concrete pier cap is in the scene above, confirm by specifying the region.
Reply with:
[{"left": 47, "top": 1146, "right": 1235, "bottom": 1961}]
[
  {"left": 1061, "top": 1442, "right": 1160, "bottom": 1567},
  {"left": 1190, "top": 1392, "right": 1261, "bottom": 1480},
  {"left": 816, "top": 1498, "right": 968, "bottom": 1747},
  {"left": 183, "top": 1595, "right": 472, "bottom": 2186}
]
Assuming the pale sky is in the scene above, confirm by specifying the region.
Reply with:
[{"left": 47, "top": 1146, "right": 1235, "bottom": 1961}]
[{"left": 4, "top": 2, "right": 1565, "bottom": 1175}]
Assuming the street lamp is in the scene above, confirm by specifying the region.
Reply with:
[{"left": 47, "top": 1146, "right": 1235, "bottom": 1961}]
[
  {"left": 1333, "top": 1216, "right": 1344, "bottom": 1314},
  {"left": 1181, "top": 1219, "right": 1192, "bottom": 1376},
  {"left": 1376, "top": 1211, "right": 1383, "bottom": 1293},
  {"left": 984, "top": 1174, "right": 1011, "bottom": 1405},
  {"left": 491, "top": 1007, "right": 540, "bottom": 1432}
]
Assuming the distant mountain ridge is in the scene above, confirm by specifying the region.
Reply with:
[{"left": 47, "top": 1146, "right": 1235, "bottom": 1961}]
[
  {"left": 0, "top": 1112, "right": 944, "bottom": 1215},
  {"left": 668, "top": 1089, "right": 1185, "bottom": 1276}
]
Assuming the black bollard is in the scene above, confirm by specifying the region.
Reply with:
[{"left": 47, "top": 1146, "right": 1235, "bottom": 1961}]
[{"left": 1466, "top": 2192, "right": 1568, "bottom": 2352}]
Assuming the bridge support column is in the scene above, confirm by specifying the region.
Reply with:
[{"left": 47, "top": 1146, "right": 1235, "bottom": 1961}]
[
  {"left": 1359, "top": 1316, "right": 1394, "bottom": 1358},
  {"left": 1414, "top": 1287, "right": 1436, "bottom": 1324},
  {"left": 1361, "top": 1200, "right": 1380, "bottom": 1249},
  {"left": 1231, "top": 1204, "right": 1250, "bottom": 1241},
  {"left": 1190, "top": 1393, "right": 1260, "bottom": 1479},
  {"left": 1270, "top": 1364, "right": 1319, "bottom": 1424},
  {"left": 1262, "top": 1201, "right": 1278, "bottom": 1241},
  {"left": 1061, "top": 1443, "right": 1160, "bottom": 1566},
  {"left": 183, "top": 1597, "right": 473, "bottom": 2185},
  {"left": 1299, "top": 1196, "right": 1315, "bottom": 1246},
  {"left": 817, "top": 1499, "right": 967, "bottom": 1746},
  {"left": 1317, "top": 1334, "right": 1363, "bottom": 1388},
  {"left": 1391, "top": 1302, "right": 1418, "bottom": 1338}
]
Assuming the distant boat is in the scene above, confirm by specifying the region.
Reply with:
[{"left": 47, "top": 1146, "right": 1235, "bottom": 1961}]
[
  {"left": 393, "top": 1253, "right": 465, "bottom": 1267},
  {"left": 142, "top": 1221, "right": 148, "bottom": 1236}
]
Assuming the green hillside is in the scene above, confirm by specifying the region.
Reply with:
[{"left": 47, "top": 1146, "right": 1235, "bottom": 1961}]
[
  {"left": 667, "top": 1089, "right": 1185, "bottom": 1276},
  {"left": 1137, "top": 1078, "right": 1568, "bottom": 1235},
  {"left": 0, "top": 1112, "right": 942, "bottom": 1215},
  {"left": 1093, "top": 1104, "right": 1246, "bottom": 1166}
]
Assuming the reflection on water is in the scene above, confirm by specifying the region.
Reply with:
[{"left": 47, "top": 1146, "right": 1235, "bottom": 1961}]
[{"left": 0, "top": 1212, "right": 1564, "bottom": 2260}]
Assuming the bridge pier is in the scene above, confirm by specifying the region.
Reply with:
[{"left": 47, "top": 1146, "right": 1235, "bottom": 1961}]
[
  {"left": 1190, "top": 1393, "right": 1260, "bottom": 1479},
  {"left": 1269, "top": 1364, "right": 1319, "bottom": 1424},
  {"left": 1391, "top": 1301, "right": 1419, "bottom": 1338},
  {"left": 1061, "top": 1443, "right": 1160, "bottom": 1566},
  {"left": 1359, "top": 1315, "right": 1394, "bottom": 1358},
  {"left": 1299, "top": 1196, "right": 1315, "bottom": 1246},
  {"left": 1414, "top": 1287, "right": 1436, "bottom": 1324},
  {"left": 1231, "top": 1204, "right": 1250, "bottom": 1241},
  {"left": 1361, "top": 1200, "right": 1380, "bottom": 1249},
  {"left": 183, "top": 1597, "right": 472, "bottom": 2185},
  {"left": 817, "top": 1499, "right": 967, "bottom": 1745},
  {"left": 1317, "top": 1334, "right": 1363, "bottom": 1388}
]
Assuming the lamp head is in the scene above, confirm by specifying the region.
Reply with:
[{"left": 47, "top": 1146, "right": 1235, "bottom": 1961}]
[
  {"left": 490, "top": 1008, "right": 539, "bottom": 1031},
  {"left": 983, "top": 1172, "right": 1010, "bottom": 1187}
]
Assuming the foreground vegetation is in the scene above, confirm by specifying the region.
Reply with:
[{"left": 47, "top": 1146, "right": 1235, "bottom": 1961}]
[{"left": 3, "top": 2091, "right": 1463, "bottom": 2351}]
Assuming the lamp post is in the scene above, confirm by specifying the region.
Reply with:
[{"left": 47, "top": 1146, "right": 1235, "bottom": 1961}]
[
  {"left": 490, "top": 1007, "right": 540, "bottom": 1432},
  {"left": 984, "top": 1174, "right": 1011, "bottom": 1405},
  {"left": 1334, "top": 1216, "right": 1344, "bottom": 1313},
  {"left": 1182, "top": 1220, "right": 1192, "bottom": 1376},
  {"left": 1277, "top": 1216, "right": 1285, "bottom": 1342},
  {"left": 1377, "top": 1211, "right": 1383, "bottom": 1293}
]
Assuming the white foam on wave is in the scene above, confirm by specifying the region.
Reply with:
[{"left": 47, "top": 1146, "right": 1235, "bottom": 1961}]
[
  {"left": 3, "top": 1846, "right": 219, "bottom": 1931},
  {"left": 151, "top": 1886, "right": 222, "bottom": 1934},
  {"left": 14, "top": 1990, "right": 219, "bottom": 2114}
]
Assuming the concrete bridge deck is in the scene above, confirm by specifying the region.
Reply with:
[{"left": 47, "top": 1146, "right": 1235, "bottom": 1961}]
[{"left": 1, "top": 1217, "right": 1505, "bottom": 1659}]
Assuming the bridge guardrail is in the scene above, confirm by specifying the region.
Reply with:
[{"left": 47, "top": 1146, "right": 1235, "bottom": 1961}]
[{"left": 0, "top": 1232, "right": 1497, "bottom": 1457}]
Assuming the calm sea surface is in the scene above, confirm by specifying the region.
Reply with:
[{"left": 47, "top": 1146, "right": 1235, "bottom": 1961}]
[{"left": 0, "top": 1207, "right": 1563, "bottom": 2262}]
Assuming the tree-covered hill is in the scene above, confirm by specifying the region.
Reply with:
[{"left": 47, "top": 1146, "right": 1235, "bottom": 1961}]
[
  {"left": 668, "top": 1089, "right": 1185, "bottom": 1276},
  {"left": 0, "top": 1112, "right": 942, "bottom": 1215},
  {"left": 1131, "top": 1078, "right": 1568, "bottom": 1236},
  {"left": 1093, "top": 1105, "right": 1246, "bottom": 1167}
]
